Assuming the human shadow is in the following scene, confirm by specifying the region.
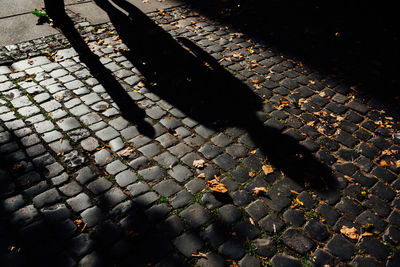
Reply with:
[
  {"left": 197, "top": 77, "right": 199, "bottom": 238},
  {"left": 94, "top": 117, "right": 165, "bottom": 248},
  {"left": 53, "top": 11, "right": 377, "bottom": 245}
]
[
  {"left": 43, "top": 0, "right": 155, "bottom": 137},
  {"left": 91, "top": 0, "right": 334, "bottom": 189},
  {"left": 181, "top": 0, "right": 400, "bottom": 103}
]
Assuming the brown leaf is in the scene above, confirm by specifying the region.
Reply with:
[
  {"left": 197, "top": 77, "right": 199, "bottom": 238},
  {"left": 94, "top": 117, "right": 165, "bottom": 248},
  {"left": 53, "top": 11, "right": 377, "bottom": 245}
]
[
  {"left": 120, "top": 147, "right": 134, "bottom": 157},
  {"left": 262, "top": 165, "right": 274, "bottom": 175},
  {"left": 191, "top": 252, "right": 207, "bottom": 258},
  {"left": 193, "top": 159, "right": 205, "bottom": 168},
  {"left": 206, "top": 179, "right": 228, "bottom": 193},
  {"left": 340, "top": 225, "right": 359, "bottom": 239},
  {"left": 12, "top": 163, "right": 24, "bottom": 171},
  {"left": 253, "top": 187, "right": 268, "bottom": 195},
  {"left": 197, "top": 173, "right": 206, "bottom": 178}
]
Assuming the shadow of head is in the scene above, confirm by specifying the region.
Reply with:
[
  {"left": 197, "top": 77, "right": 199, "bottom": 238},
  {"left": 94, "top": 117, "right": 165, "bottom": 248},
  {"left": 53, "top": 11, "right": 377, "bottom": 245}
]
[{"left": 91, "top": 0, "right": 335, "bottom": 191}]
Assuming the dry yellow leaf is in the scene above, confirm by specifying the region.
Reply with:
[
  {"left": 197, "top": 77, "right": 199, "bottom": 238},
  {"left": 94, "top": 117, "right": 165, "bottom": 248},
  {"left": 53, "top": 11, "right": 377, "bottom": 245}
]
[
  {"left": 294, "top": 198, "right": 304, "bottom": 206},
  {"left": 340, "top": 225, "right": 359, "bottom": 239},
  {"left": 262, "top": 165, "right": 273, "bottom": 175}
]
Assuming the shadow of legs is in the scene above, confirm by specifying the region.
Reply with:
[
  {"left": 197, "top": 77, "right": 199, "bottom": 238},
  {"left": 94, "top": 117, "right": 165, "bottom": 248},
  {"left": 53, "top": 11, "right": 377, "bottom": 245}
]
[{"left": 44, "top": 0, "right": 155, "bottom": 137}]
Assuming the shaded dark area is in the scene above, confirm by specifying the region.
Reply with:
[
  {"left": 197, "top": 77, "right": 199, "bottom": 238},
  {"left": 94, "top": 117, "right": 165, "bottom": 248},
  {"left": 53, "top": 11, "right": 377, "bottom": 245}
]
[
  {"left": 91, "top": 0, "right": 334, "bottom": 187},
  {"left": 0, "top": 145, "right": 186, "bottom": 267},
  {"left": 183, "top": 0, "right": 400, "bottom": 102}
]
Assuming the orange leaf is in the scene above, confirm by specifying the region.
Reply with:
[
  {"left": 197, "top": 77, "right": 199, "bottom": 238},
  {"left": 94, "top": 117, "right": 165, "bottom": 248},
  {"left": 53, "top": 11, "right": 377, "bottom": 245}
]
[
  {"left": 379, "top": 160, "right": 390, "bottom": 167},
  {"left": 206, "top": 179, "right": 228, "bottom": 193},
  {"left": 360, "top": 232, "right": 373, "bottom": 238},
  {"left": 382, "top": 149, "right": 393, "bottom": 156},
  {"left": 249, "top": 171, "right": 256, "bottom": 178},
  {"left": 262, "top": 165, "right": 274, "bottom": 175},
  {"left": 253, "top": 187, "right": 267, "bottom": 195},
  {"left": 290, "top": 190, "right": 300, "bottom": 195},
  {"left": 395, "top": 160, "right": 400, "bottom": 168}
]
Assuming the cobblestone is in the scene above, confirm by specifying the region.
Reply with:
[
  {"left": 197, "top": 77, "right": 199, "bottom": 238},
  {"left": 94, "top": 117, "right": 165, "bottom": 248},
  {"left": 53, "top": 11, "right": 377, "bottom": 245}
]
[{"left": 1, "top": 5, "right": 400, "bottom": 266}]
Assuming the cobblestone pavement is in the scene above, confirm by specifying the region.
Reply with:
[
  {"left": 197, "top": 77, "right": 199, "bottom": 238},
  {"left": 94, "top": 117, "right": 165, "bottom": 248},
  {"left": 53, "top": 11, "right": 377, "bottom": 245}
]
[{"left": 1, "top": 4, "right": 400, "bottom": 267}]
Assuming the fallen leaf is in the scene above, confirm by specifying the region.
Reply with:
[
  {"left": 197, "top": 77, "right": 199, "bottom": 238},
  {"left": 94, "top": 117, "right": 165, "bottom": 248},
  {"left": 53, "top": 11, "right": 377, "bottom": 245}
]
[
  {"left": 120, "top": 147, "right": 134, "bottom": 157},
  {"left": 294, "top": 198, "right": 304, "bottom": 206},
  {"left": 319, "top": 92, "right": 327, "bottom": 97},
  {"left": 253, "top": 187, "right": 268, "bottom": 195},
  {"left": 197, "top": 173, "right": 206, "bottom": 178},
  {"left": 191, "top": 252, "right": 207, "bottom": 258},
  {"left": 250, "top": 150, "right": 257, "bottom": 155},
  {"left": 249, "top": 171, "right": 256, "bottom": 178},
  {"left": 360, "top": 232, "right": 373, "bottom": 238},
  {"left": 290, "top": 190, "right": 300, "bottom": 195},
  {"left": 137, "top": 81, "right": 145, "bottom": 87},
  {"left": 206, "top": 178, "right": 228, "bottom": 193},
  {"left": 395, "top": 160, "right": 400, "bottom": 168},
  {"left": 12, "top": 163, "right": 24, "bottom": 171},
  {"left": 336, "top": 115, "right": 345, "bottom": 121},
  {"left": 249, "top": 217, "right": 255, "bottom": 225},
  {"left": 382, "top": 149, "right": 394, "bottom": 156},
  {"left": 340, "top": 225, "right": 359, "bottom": 239},
  {"left": 193, "top": 159, "right": 205, "bottom": 168},
  {"left": 262, "top": 165, "right": 273, "bottom": 175},
  {"left": 298, "top": 98, "right": 307, "bottom": 106},
  {"left": 344, "top": 175, "right": 354, "bottom": 182},
  {"left": 379, "top": 160, "right": 390, "bottom": 167},
  {"left": 316, "top": 126, "right": 325, "bottom": 134},
  {"left": 80, "top": 223, "right": 87, "bottom": 232}
]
